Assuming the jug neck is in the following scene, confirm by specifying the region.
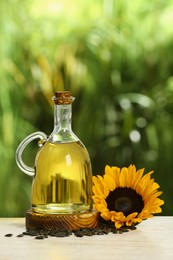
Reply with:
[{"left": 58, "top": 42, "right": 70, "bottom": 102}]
[
  {"left": 48, "top": 103, "right": 78, "bottom": 143},
  {"left": 54, "top": 103, "right": 72, "bottom": 131}
]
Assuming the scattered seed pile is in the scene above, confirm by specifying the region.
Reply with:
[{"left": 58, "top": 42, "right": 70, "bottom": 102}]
[{"left": 4, "top": 221, "right": 137, "bottom": 239}]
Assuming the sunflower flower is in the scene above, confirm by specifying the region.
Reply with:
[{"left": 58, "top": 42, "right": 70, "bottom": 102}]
[{"left": 92, "top": 165, "right": 164, "bottom": 229}]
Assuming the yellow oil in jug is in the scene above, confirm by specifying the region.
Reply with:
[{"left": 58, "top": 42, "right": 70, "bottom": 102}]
[{"left": 32, "top": 141, "right": 93, "bottom": 214}]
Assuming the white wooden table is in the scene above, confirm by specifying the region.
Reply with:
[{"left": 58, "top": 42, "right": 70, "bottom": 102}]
[{"left": 0, "top": 217, "right": 173, "bottom": 260}]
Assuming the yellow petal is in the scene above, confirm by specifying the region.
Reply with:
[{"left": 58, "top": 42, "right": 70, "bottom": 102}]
[
  {"left": 92, "top": 184, "right": 105, "bottom": 198},
  {"left": 119, "top": 167, "right": 128, "bottom": 187},
  {"left": 104, "top": 174, "right": 116, "bottom": 191},
  {"left": 126, "top": 212, "right": 138, "bottom": 221},
  {"left": 115, "top": 221, "right": 123, "bottom": 229},
  {"left": 101, "top": 210, "right": 112, "bottom": 220},
  {"left": 138, "top": 209, "right": 153, "bottom": 219},
  {"left": 111, "top": 166, "right": 121, "bottom": 186},
  {"left": 97, "top": 175, "right": 110, "bottom": 197},
  {"left": 92, "top": 176, "right": 100, "bottom": 185},
  {"left": 126, "top": 165, "right": 135, "bottom": 188},
  {"left": 132, "top": 218, "right": 142, "bottom": 224},
  {"left": 125, "top": 220, "right": 133, "bottom": 226},
  {"left": 112, "top": 212, "right": 125, "bottom": 221},
  {"left": 95, "top": 203, "right": 107, "bottom": 212},
  {"left": 132, "top": 168, "right": 144, "bottom": 190},
  {"left": 105, "top": 165, "right": 113, "bottom": 175}
]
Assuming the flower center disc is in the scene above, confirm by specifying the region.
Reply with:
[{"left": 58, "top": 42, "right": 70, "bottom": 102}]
[{"left": 106, "top": 188, "right": 144, "bottom": 216}]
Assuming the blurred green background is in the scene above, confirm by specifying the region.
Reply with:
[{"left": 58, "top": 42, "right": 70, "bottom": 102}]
[{"left": 1, "top": 0, "right": 173, "bottom": 216}]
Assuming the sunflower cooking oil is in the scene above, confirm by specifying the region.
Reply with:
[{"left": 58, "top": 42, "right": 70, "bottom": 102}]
[
  {"left": 32, "top": 141, "right": 92, "bottom": 213},
  {"left": 16, "top": 91, "right": 93, "bottom": 214}
]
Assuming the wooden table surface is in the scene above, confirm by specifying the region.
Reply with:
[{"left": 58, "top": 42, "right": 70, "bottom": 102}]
[{"left": 0, "top": 217, "right": 173, "bottom": 260}]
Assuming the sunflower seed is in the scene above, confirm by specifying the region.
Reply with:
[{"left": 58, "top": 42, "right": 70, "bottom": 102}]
[
  {"left": 17, "top": 234, "right": 24, "bottom": 237},
  {"left": 74, "top": 231, "right": 83, "bottom": 237},
  {"left": 111, "top": 229, "right": 118, "bottom": 234},
  {"left": 35, "top": 235, "right": 45, "bottom": 240},
  {"left": 128, "top": 226, "right": 137, "bottom": 230},
  {"left": 96, "top": 230, "right": 105, "bottom": 235},
  {"left": 121, "top": 228, "right": 129, "bottom": 233},
  {"left": 4, "top": 233, "right": 13, "bottom": 237}
]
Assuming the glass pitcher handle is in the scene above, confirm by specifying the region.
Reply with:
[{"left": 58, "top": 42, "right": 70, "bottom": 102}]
[{"left": 16, "top": 131, "right": 47, "bottom": 176}]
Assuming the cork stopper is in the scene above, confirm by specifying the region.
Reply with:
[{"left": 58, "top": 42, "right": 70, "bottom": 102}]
[{"left": 53, "top": 91, "right": 75, "bottom": 105}]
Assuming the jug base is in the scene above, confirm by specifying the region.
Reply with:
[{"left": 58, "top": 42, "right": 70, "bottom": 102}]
[
  {"left": 32, "top": 203, "right": 92, "bottom": 214},
  {"left": 25, "top": 209, "right": 100, "bottom": 231}
]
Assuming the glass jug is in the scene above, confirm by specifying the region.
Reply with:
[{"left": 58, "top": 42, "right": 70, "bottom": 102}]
[{"left": 16, "top": 91, "right": 93, "bottom": 214}]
